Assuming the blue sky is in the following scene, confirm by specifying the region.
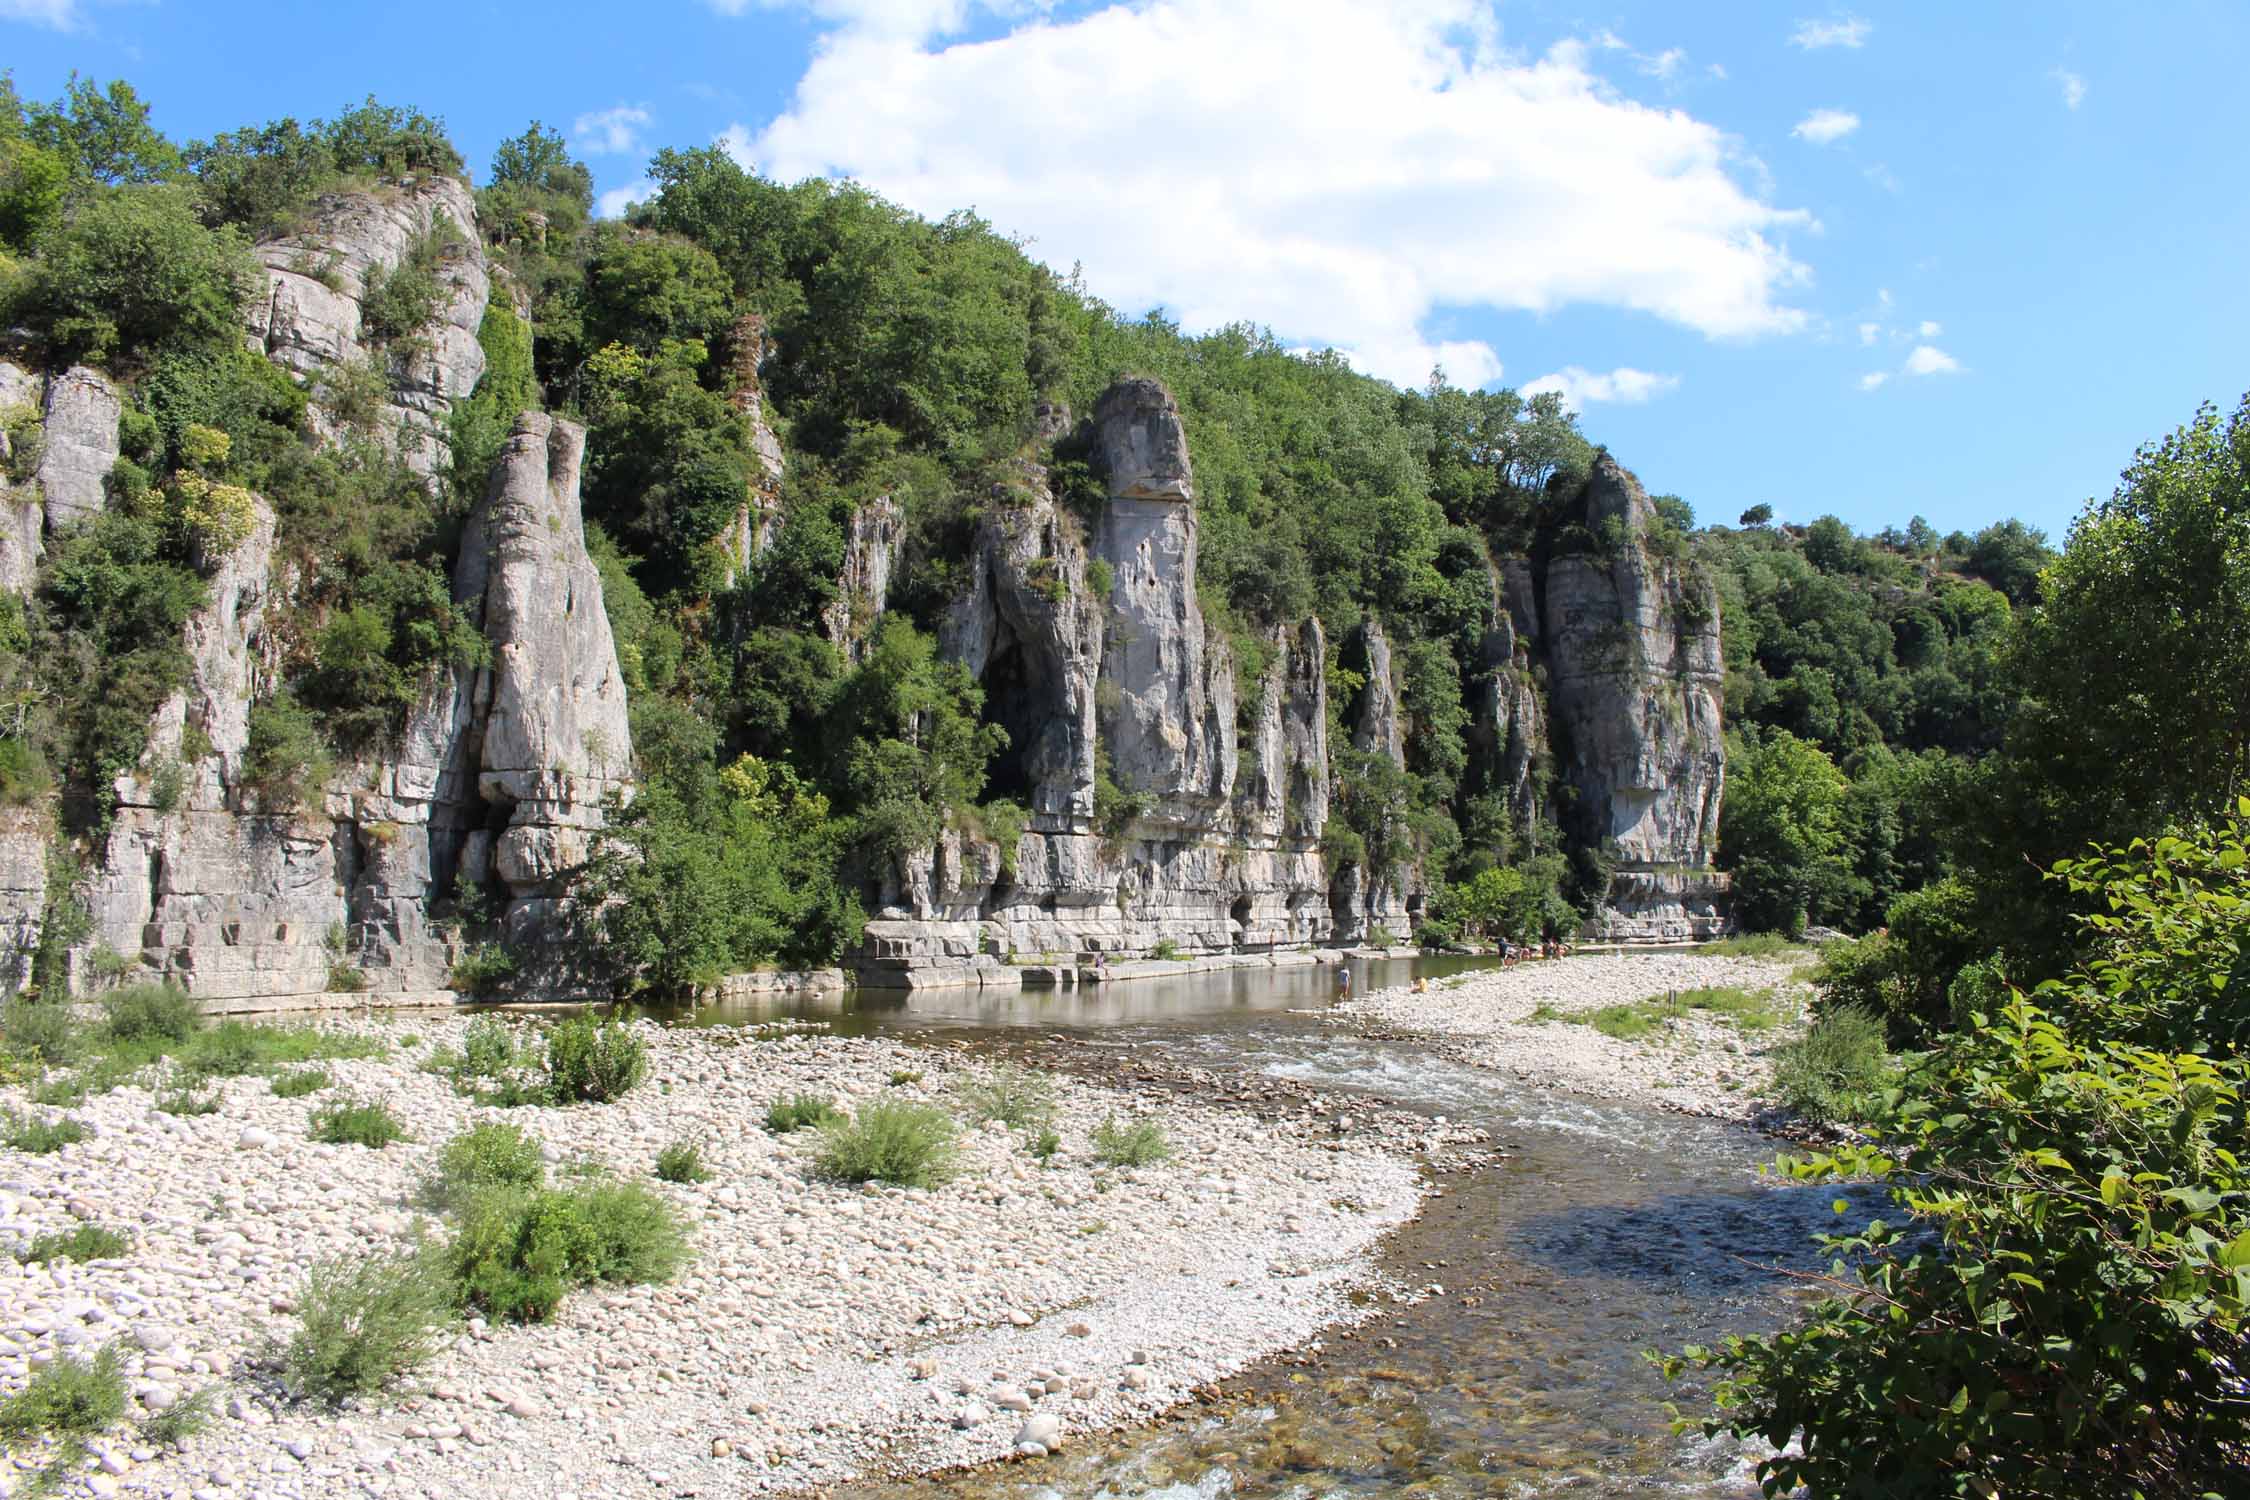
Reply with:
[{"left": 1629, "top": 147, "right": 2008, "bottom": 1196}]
[{"left": 5, "top": 0, "right": 2244, "bottom": 541}]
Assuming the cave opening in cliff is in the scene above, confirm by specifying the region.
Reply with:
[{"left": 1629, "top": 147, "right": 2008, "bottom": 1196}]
[{"left": 975, "top": 633, "right": 1042, "bottom": 806}]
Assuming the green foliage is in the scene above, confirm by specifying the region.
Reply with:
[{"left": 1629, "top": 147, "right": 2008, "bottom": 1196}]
[
  {"left": 1768, "top": 1004, "right": 1890, "bottom": 1125},
  {"left": 1809, "top": 878, "right": 1986, "bottom": 1041},
  {"left": 426, "top": 1122, "right": 545, "bottom": 1211},
  {"left": 447, "top": 943, "right": 520, "bottom": 995},
  {"left": 1091, "top": 1114, "right": 1172, "bottom": 1167},
  {"left": 137, "top": 1383, "right": 216, "bottom": 1448},
  {"left": 957, "top": 1064, "right": 1057, "bottom": 1130},
  {"left": 269, "top": 1067, "right": 329, "bottom": 1098},
  {"left": 814, "top": 1101, "right": 958, "bottom": 1187},
  {"left": 3, "top": 998, "right": 79, "bottom": 1068},
  {"left": 171, "top": 1019, "right": 384, "bottom": 1079},
  {"left": 357, "top": 221, "right": 451, "bottom": 345},
  {"left": 2, "top": 1112, "right": 87, "bottom": 1153},
  {"left": 541, "top": 1016, "right": 647, "bottom": 1104},
  {"left": 6, "top": 183, "right": 255, "bottom": 367},
  {"left": 1719, "top": 728, "right": 1858, "bottom": 936},
  {"left": 1029, "top": 1127, "right": 1060, "bottom": 1163},
  {"left": 1696, "top": 931, "right": 1805, "bottom": 959},
  {"left": 155, "top": 1087, "right": 218, "bottom": 1116},
  {"left": 0, "top": 1343, "right": 125, "bottom": 1442},
  {"left": 654, "top": 1139, "right": 711, "bottom": 1184},
  {"left": 100, "top": 981, "right": 198, "bottom": 1042},
  {"left": 445, "top": 1178, "right": 687, "bottom": 1323},
  {"left": 766, "top": 1092, "right": 841, "bottom": 1133},
  {"left": 1440, "top": 858, "right": 1575, "bottom": 944},
  {"left": 446, "top": 302, "right": 537, "bottom": 500},
  {"left": 16, "top": 1223, "right": 128, "bottom": 1263},
  {"left": 308, "top": 1095, "right": 406, "bottom": 1148},
  {"left": 282, "top": 1251, "right": 455, "bottom": 1406},
  {"left": 242, "top": 692, "right": 330, "bottom": 810}
]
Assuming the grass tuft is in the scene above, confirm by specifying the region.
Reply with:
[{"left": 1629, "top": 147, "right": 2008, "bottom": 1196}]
[
  {"left": 424, "top": 1122, "right": 544, "bottom": 1211},
  {"left": 1773, "top": 1005, "right": 1892, "bottom": 1125},
  {"left": 269, "top": 1067, "right": 330, "bottom": 1098},
  {"left": 446, "top": 1179, "right": 687, "bottom": 1324},
  {"left": 156, "top": 1087, "right": 221, "bottom": 1116},
  {"left": 138, "top": 1383, "right": 217, "bottom": 1447},
  {"left": 654, "top": 1139, "right": 711, "bottom": 1183},
  {"left": 765, "top": 1092, "right": 841, "bottom": 1133},
  {"left": 542, "top": 1016, "right": 647, "bottom": 1104},
  {"left": 814, "top": 1101, "right": 958, "bottom": 1187},
  {"left": 17, "top": 1224, "right": 129, "bottom": 1264},
  {"left": 100, "top": 983, "right": 200, "bottom": 1043},
  {"left": 308, "top": 1095, "right": 407, "bottom": 1149},
  {"left": 1091, "top": 1114, "right": 1172, "bottom": 1167},
  {"left": 0, "top": 1344, "right": 125, "bottom": 1442},
  {"left": 2, "top": 1111, "right": 88, "bottom": 1153},
  {"left": 957, "top": 1064, "right": 1057, "bottom": 1130}
]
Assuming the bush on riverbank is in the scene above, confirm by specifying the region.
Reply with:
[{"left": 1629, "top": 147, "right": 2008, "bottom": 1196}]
[
  {"left": 1092, "top": 1115, "right": 1172, "bottom": 1166},
  {"left": 425, "top": 1122, "right": 544, "bottom": 1210},
  {"left": 447, "top": 1178, "right": 688, "bottom": 1322},
  {"left": 815, "top": 1101, "right": 958, "bottom": 1187},
  {"left": 308, "top": 1095, "right": 407, "bottom": 1148},
  {"left": 957, "top": 1064, "right": 1056, "bottom": 1130},
  {"left": 765, "top": 1092, "right": 840, "bottom": 1133},
  {"left": 283, "top": 1252, "right": 456, "bottom": 1405},
  {"left": 542, "top": 1016, "right": 647, "bottom": 1103},
  {"left": 1768, "top": 1006, "right": 1889, "bottom": 1125}
]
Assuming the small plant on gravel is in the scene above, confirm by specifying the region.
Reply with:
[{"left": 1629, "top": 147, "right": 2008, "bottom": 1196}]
[
  {"left": 157, "top": 1088, "right": 220, "bottom": 1116},
  {"left": 1091, "top": 1115, "right": 1172, "bottom": 1167},
  {"left": 888, "top": 1068, "right": 924, "bottom": 1087},
  {"left": 0, "top": 1344, "right": 126, "bottom": 1459},
  {"left": 765, "top": 1092, "right": 841, "bottom": 1133},
  {"left": 2, "top": 1112, "right": 88, "bottom": 1153},
  {"left": 815, "top": 1102, "right": 958, "bottom": 1188},
  {"left": 1029, "top": 1127, "right": 1061, "bottom": 1164},
  {"left": 1772, "top": 1004, "right": 1891, "bottom": 1125},
  {"left": 542, "top": 1016, "right": 647, "bottom": 1103},
  {"left": 179, "top": 1021, "right": 386, "bottom": 1080},
  {"left": 958, "top": 1064, "right": 1057, "bottom": 1130},
  {"left": 447, "top": 1179, "right": 688, "bottom": 1323},
  {"left": 31, "top": 1058, "right": 139, "bottom": 1106},
  {"left": 17, "top": 1224, "right": 128, "bottom": 1263},
  {"left": 1, "top": 998, "right": 79, "bottom": 1068},
  {"left": 1526, "top": 1002, "right": 1564, "bottom": 1024},
  {"left": 425, "top": 1122, "right": 545, "bottom": 1210},
  {"left": 270, "top": 1068, "right": 330, "bottom": 1098},
  {"left": 282, "top": 1251, "right": 455, "bottom": 1405},
  {"left": 100, "top": 983, "right": 200, "bottom": 1043},
  {"left": 138, "top": 1383, "right": 217, "bottom": 1448},
  {"left": 1149, "top": 937, "right": 1185, "bottom": 962},
  {"left": 654, "top": 1139, "right": 711, "bottom": 1183},
  {"left": 308, "top": 1095, "right": 407, "bottom": 1148}
]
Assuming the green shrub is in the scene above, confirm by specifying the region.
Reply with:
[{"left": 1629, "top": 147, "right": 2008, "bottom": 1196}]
[
  {"left": 308, "top": 1095, "right": 406, "bottom": 1148},
  {"left": 888, "top": 1068, "right": 923, "bottom": 1087},
  {"left": 957, "top": 1064, "right": 1056, "bottom": 1130},
  {"left": 156, "top": 1087, "right": 219, "bottom": 1116},
  {"left": 814, "top": 1102, "right": 957, "bottom": 1187},
  {"left": 1697, "top": 932, "right": 1802, "bottom": 959},
  {"left": 446, "top": 1179, "right": 688, "bottom": 1323},
  {"left": 1029, "top": 1127, "right": 1060, "bottom": 1164},
  {"left": 447, "top": 942, "right": 519, "bottom": 995},
  {"left": 654, "top": 1139, "right": 710, "bottom": 1183},
  {"left": 2, "top": 999, "right": 79, "bottom": 1067},
  {"left": 1091, "top": 1114, "right": 1172, "bottom": 1167},
  {"left": 101, "top": 982, "right": 199, "bottom": 1042},
  {"left": 437, "top": 1015, "right": 542, "bottom": 1104},
  {"left": 242, "top": 692, "right": 330, "bottom": 811},
  {"left": 281, "top": 1251, "right": 454, "bottom": 1406},
  {"left": 177, "top": 1020, "right": 385, "bottom": 1079},
  {"left": 0, "top": 1343, "right": 125, "bottom": 1442},
  {"left": 17, "top": 1224, "right": 129, "bottom": 1263},
  {"left": 765, "top": 1092, "right": 840, "bottom": 1133},
  {"left": 1585, "top": 1003, "right": 1657, "bottom": 1040},
  {"left": 1149, "top": 937, "right": 1184, "bottom": 962},
  {"left": 138, "top": 1383, "right": 216, "bottom": 1448},
  {"left": 424, "top": 1122, "right": 544, "bottom": 1210},
  {"left": 3, "top": 1112, "right": 88, "bottom": 1153},
  {"left": 542, "top": 1016, "right": 647, "bottom": 1104},
  {"left": 1770, "top": 1005, "right": 1891, "bottom": 1126},
  {"left": 269, "top": 1067, "right": 329, "bottom": 1098}
]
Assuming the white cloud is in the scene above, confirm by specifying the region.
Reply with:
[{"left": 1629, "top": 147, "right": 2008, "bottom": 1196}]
[
  {"left": 1790, "top": 15, "right": 1870, "bottom": 49},
  {"left": 1862, "top": 161, "right": 1901, "bottom": 192},
  {"left": 1792, "top": 108, "right": 1860, "bottom": 145},
  {"left": 1877, "top": 287, "right": 1893, "bottom": 307},
  {"left": 574, "top": 105, "right": 653, "bottom": 158},
  {"left": 1917, "top": 319, "right": 1942, "bottom": 337},
  {"left": 1857, "top": 321, "right": 1879, "bottom": 346},
  {"left": 597, "top": 178, "right": 657, "bottom": 219},
  {"left": 0, "top": 0, "right": 81, "bottom": 27},
  {"left": 1521, "top": 366, "right": 1681, "bottom": 410},
  {"left": 1904, "top": 343, "right": 1960, "bottom": 376},
  {"left": 1639, "top": 47, "right": 1687, "bottom": 80},
  {"left": 731, "top": 0, "right": 1813, "bottom": 390},
  {"left": 2054, "top": 68, "right": 2087, "bottom": 109},
  {"left": 1857, "top": 371, "right": 1888, "bottom": 391}
]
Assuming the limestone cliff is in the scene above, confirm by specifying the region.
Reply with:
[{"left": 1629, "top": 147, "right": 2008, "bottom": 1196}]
[
  {"left": 0, "top": 361, "right": 124, "bottom": 597},
  {"left": 1543, "top": 454, "right": 1728, "bottom": 940}
]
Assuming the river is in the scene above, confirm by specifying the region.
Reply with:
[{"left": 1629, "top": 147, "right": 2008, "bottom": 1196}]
[{"left": 665, "top": 955, "right": 1842, "bottom": 1498}]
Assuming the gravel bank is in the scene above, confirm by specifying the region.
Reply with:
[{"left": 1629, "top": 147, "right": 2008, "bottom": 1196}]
[
  {"left": 0, "top": 1014, "right": 1426, "bottom": 1498},
  {"left": 1338, "top": 950, "right": 1818, "bottom": 1118}
]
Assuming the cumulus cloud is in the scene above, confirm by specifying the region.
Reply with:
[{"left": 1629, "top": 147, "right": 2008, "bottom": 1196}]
[
  {"left": 2054, "top": 68, "right": 2087, "bottom": 109},
  {"left": 1904, "top": 343, "right": 1960, "bottom": 376},
  {"left": 574, "top": 105, "right": 653, "bottom": 157},
  {"left": 1792, "top": 108, "right": 1860, "bottom": 145},
  {"left": 0, "top": 0, "right": 81, "bottom": 27},
  {"left": 1521, "top": 366, "right": 1681, "bottom": 410},
  {"left": 597, "top": 179, "right": 657, "bottom": 219},
  {"left": 728, "top": 0, "right": 1813, "bottom": 389},
  {"left": 1857, "top": 371, "right": 1888, "bottom": 391},
  {"left": 1790, "top": 15, "right": 1870, "bottom": 49},
  {"left": 1917, "top": 319, "right": 1942, "bottom": 337}
]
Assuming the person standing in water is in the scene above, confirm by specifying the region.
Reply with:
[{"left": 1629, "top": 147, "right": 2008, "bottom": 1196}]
[{"left": 1338, "top": 966, "right": 1352, "bottom": 997}]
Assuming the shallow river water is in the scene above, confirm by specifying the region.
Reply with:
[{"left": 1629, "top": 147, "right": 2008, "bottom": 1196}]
[{"left": 672, "top": 957, "right": 1841, "bottom": 1498}]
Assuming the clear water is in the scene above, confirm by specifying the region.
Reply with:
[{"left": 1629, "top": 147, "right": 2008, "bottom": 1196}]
[{"left": 664, "top": 958, "right": 1834, "bottom": 1498}]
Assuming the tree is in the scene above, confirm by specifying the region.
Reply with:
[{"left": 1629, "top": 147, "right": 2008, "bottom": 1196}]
[
  {"left": 1964, "top": 518, "right": 2051, "bottom": 607},
  {"left": 1719, "top": 729, "right": 1858, "bottom": 935},
  {"left": 1672, "top": 812, "right": 2250, "bottom": 1500},
  {"left": 24, "top": 76, "right": 180, "bottom": 187},
  {"left": 1738, "top": 503, "right": 1774, "bottom": 528},
  {"left": 6, "top": 183, "right": 257, "bottom": 366}
]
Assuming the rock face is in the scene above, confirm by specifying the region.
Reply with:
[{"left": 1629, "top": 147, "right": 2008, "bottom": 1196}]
[
  {"left": 821, "top": 496, "right": 903, "bottom": 666},
  {"left": 722, "top": 313, "right": 788, "bottom": 578},
  {"left": 859, "top": 380, "right": 1336, "bottom": 984},
  {"left": 1544, "top": 454, "right": 1728, "bottom": 940},
  {"left": 245, "top": 176, "right": 489, "bottom": 479},
  {"left": 0, "top": 361, "right": 125, "bottom": 597}
]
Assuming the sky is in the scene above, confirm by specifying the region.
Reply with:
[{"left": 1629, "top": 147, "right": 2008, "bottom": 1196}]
[{"left": 4, "top": 0, "right": 2245, "bottom": 541}]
